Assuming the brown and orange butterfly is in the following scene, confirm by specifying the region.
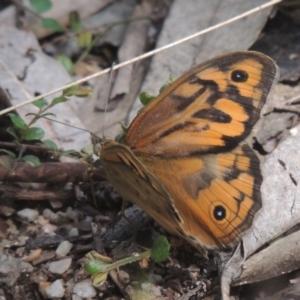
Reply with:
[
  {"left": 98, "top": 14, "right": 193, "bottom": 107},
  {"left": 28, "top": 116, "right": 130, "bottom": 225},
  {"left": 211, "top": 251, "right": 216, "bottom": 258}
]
[{"left": 100, "top": 51, "right": 279, "bottom": 255}]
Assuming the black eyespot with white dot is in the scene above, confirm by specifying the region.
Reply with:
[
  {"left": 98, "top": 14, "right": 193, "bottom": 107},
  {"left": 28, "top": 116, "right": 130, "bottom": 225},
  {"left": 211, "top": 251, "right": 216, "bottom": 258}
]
[
  {"left": 231, "top": 70, "right": 248, "bottom": 82},
  {"left": 213, "top": 205, "right": 226, "bottom": 221}
]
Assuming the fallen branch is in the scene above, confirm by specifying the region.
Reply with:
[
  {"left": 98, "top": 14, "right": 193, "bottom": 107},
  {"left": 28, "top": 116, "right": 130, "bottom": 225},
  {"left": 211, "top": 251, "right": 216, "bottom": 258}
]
[{"left": 0, "top": 161, "right": 105, "bottom": 183}]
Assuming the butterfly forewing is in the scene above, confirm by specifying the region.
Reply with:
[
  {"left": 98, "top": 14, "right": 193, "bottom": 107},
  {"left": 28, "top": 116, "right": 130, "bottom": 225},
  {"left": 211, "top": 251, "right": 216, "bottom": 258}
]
[{"left": 125, "top": 52, "right": 278, "bottom": 158}]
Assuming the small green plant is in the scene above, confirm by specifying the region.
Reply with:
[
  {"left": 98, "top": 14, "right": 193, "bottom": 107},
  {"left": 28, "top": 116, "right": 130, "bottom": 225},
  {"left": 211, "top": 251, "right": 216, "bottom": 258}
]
[
  {"left": 29, "top": 0, "right": 64, "bottom": 33},
  {"left": 28, "top": 0, "right": 93, "bottom": 73},
  {"left": 84, "top": 235, "right": 170, "bottom": 286},
  {"left": 2, "top": 86, "right": 92, "bottom": 167}
]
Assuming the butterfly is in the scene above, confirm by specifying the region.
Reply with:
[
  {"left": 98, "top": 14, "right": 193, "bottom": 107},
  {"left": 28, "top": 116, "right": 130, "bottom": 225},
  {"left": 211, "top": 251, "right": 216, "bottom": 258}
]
[{"left": 99, "top": 51, "right": 279, "bottom": 256}]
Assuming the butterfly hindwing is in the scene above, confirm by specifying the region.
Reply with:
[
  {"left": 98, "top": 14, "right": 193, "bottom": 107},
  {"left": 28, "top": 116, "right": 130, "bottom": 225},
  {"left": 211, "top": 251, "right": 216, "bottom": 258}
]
[{"left": 101, "top": 142, "right": 190, "bottom": 243}]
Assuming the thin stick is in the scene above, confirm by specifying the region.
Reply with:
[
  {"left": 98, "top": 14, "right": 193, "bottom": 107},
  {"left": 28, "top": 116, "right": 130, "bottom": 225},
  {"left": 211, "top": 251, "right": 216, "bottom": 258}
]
[
  {"left": 102, "top": 63, "right": 116, "bottom": 137},
  {"left": 0, "top": 0, "right": 281, "bottom": 116}
]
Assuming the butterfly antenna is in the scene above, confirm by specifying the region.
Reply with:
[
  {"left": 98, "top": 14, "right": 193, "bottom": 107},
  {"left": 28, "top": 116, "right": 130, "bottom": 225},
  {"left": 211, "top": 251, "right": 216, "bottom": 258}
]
[
  {"left": 102, "top": 62, "right": 116, "bottom": 139},
  {"left": 39, "top": 115, "right": 93, "bottom": 134}
]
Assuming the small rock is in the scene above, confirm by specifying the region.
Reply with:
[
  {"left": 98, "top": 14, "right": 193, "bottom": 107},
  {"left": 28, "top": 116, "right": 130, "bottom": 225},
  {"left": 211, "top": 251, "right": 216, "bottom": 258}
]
[
  {"left": 36, "top": 215, "right": 49, "bottom": 226},
  {"left": 23, "top": 248, "right": 42, "bottom": 262},
  {"left": 73, "top": 279, "right": 97, "bottom": 298},
  {"left": 44, "top": 279, "right": 65, "bottom": 298},
  {"left": 42, "top": 223, "right": 57, "bottom": 234},
  {"left": 50, "top": 199, "right": 63, "bottom": 209},
  {"left": 32, "top": 251, "right": 56, "bottom": 265},
  {"left": 0, "top": 206, "right": 15, "bottom": 217},
  {"left": 72, "top": 294, "right": 82, "bottom": 300},
  {"left": 69, "top": 228, "right": 79, "bottom": 236},
  {"left": 39, "top": 281, "right": 51, "bottom": 298},
  {"left": 18, "top": 236, "right": 28, "bottom": 244},
  {"left": 48, "top": 258, "right": 72, "bottom": 274},
  {"left": 17, "top": 208, "right": 39, "bottom": 222},
  {"left": 84, "top": 216, "right": 93, "bottom": 222},
  {"left": 43, "top": 208, "right": 69, "bottom": 225},
  {"left": 66, "top": 207, "right": 78, "bottom": 221},
  {"left": 118, "top": 270, "right": 130, "bottom": 285},
  {"left": 56, "top": 241, "right": 73, "bottom": 257},
  {"left": 149, "top": 273, "right": 162, "bottom": 283}
]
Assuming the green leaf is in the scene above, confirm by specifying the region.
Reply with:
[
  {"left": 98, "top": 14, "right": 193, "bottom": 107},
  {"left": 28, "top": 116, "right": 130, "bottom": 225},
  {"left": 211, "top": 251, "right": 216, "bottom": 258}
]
[
  {"left": 0, "top": 149, "right": 16, "bottom": 158},
  {"left": 21, "top": 155, "right": 41, "bottom": 167},
  {"left": 23, "top": 127, "right": 45, "bottom": 141},
  {"left": 0, "top": 156, "right": 13, "bottom": 171},
  {"left": 85, "top": 261, "right": 109, "bottom": 275},
  {"left": 159, "top": 74, "right": 174, "bottom": 94},
  {"left": 81, "top": 144, "right": 94, "bottom": 155},
  {"left": 29, "top": 0, "right": 52, "bottom": 13},
  {"left": 6, "top": 127, "right": 19, "bottom": 141},
  {"left": 63, "top": 85, "right": 78, "bottom": 96},
  {"left": 32, "top": 98, "right": 48, "bottom": 108},
  {"left": 7, "top": 113, "right": 26, "bottom": 129},
  {"left": 50, "top": 96, "right": 68, "bottom": 106},
  {"left": 69, "top": 11, "right": 84, "bottom": 32},
  {"left": 43, "top": 140, "right": 58, "bottom": 150},
  {"left": 57, "top": 55, "right": 74, "bottom": 73},
  {"left": 92, "top": 272, "right": 108, "bottom": 286},
  {"left": 119, "top": 123, "right": 128, "bottom": 133},
  {"left": 77, "top": 31, "right": 93, "bottom": 48},
  {"left": 139, "top": 92, "right": 155, "bottom": 106},
  {"left": 84, "top": 251, "right": 113, "bottom": 275},
  {"left": 42, "top": 18, "right": 64, "bottom": 32},
  {"left": 40, "top": 112, "right": 56, "bottom": 118},
  {"left": 58, "top": 149, "right": 77, "bottom": 158},
  {"left": 151, "top": 236, "right": 170, "bottom": 263},
  {"left": 69, "top": 86, "right": 93, "bottom": 98}
]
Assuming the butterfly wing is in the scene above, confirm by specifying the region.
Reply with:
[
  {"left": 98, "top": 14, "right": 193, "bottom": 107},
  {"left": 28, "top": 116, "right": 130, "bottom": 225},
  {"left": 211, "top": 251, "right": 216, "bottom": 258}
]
[
  {"left": 122, "top": 51, "right": 278, "bottom": 249},
  {"left": 138, "top": 143, "right": 261, "bottom": 249},
  {"left": 100, "top": 141, "right": 206, "bottom": 248},
  {"left": 125, "top": 51, "right": 278, "bottom": 158}
]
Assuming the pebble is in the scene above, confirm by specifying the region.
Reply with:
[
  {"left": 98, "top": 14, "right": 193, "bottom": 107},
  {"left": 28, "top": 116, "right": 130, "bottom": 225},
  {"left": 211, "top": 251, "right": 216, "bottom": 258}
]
[
  {"left": 43, "top": 208, "right": 69, "bottom": 225},
  {"left": 42, "top": 223, "right": 57, "bottom": 234},
  {"left": 66, "top": 207, "right": 78, "bottom": 221},
  {"left": 23, "top": 248, "right": 42, "bottom": 262},
  {"left": 118, "top": 270, "right": 130, "bottom": 285},
  {"left": 69, "top": 227, "right": 79, "bottom": 236},
  {"left": 49, "top": 199, "right": 63, "bottom": 209},
  {"left": 48, "top": 258, "right": 72, "bottom": 274},
  {"left": 73, "top": 279, "right": 97, "bottom": 298},
  {"left": 56, "top": 241, "right": 73, "bottom": 257},
  {"left": 44, "top": 279, "right": 65, "bottom": 298},
  {"left": 84, "top": 216, "right": 93, "bottom": 222},
  {"left": 17, "top": 208, "right": 39, "bottom": 222},
  {"left": 0, "top": 206, "right": 15, "bottom": 217}
]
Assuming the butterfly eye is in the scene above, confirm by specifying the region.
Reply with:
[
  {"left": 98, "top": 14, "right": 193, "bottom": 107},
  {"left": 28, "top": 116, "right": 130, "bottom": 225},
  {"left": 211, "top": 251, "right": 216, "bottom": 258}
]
[
  {"left": 231, "top": 70, "right": 248, "bottom": 82},
  {"left": 213, "top": 205, "right": 226, "bottom": 221}
]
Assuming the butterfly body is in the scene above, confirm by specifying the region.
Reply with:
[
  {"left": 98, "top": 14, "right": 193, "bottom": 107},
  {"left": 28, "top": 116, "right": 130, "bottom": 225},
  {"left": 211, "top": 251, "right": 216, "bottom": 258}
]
[{"left": 101, "top": 51, "right": 279, "bottom": 254}]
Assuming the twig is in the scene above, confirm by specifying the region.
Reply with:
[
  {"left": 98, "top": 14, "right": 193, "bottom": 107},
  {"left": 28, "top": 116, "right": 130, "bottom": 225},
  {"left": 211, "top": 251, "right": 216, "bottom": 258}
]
[{"left": 0, "top": 161, "right": 105, "bottom": 183}]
